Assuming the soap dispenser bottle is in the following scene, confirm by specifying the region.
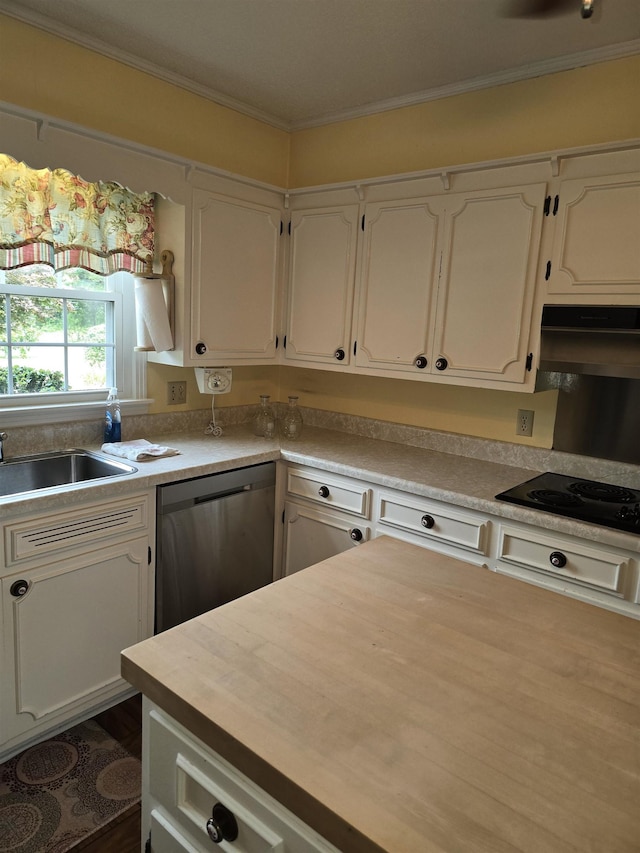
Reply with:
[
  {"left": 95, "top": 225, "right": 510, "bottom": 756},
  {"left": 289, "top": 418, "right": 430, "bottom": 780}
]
[{"left": 104, "top": 387, "right": 122, "bottom": 443}]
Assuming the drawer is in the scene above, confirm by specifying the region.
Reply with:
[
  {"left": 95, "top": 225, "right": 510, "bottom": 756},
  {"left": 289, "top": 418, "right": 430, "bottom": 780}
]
[
  {"left": 377, "top": 492, "right": 489, "bottom": 556},
  {"left": 286, "top": 467, "right": 371, "bottom": 518},
  {"left": 147, "top": 707, "right": 338, "bottom": 853},
  {"left": 497, "top": 526, "right": 629, "bottom": 596},
  {"left": 2, "top": 492, "right": 150, "bottom": 569}
]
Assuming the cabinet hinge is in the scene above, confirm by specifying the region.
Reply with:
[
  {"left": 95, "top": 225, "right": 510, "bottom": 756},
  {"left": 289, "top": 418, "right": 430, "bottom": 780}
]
[
  {"left": 553, "top": 194, "right": 559, "bottom": 216},
  {"left": 545, "top": 260, "right": 552, "bottom": 281},
  {"left": 148, "top": 546, "right": 152, "bottom": 565},
  {"left": 361, "top": 214, "right": 365, "bottom": 231},
  {"left": 526, "top": 352, "right": 533, "bottom": 372},
  {"left": 543, "top": 195, "right": 551, "bottom": 216}
]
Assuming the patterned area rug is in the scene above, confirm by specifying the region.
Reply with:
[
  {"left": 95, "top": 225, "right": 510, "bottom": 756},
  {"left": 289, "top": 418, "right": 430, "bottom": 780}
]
[{"left": 0, "top": 719, "right": 141, "bottom": 853}]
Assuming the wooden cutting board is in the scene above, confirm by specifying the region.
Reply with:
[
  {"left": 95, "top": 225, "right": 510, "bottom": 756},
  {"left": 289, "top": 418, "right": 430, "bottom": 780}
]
[{"left": 122, "top": 535, "right": 640, "bottom": 853}]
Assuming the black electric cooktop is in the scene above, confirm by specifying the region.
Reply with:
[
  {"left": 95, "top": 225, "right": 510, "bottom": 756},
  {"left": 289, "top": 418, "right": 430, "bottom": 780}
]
[{"left": 496, "top": 472, "right": 640, "bottom": 535}]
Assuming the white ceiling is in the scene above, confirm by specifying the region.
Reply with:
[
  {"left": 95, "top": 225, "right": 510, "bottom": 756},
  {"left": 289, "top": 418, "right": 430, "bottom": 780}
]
[{"left": 1, "top": 0, "right": 639, "bottom": 130}]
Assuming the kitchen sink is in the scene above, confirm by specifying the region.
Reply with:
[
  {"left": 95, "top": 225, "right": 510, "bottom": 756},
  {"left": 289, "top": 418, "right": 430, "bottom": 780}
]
[{"left": 0, "top": 449, "right": 137, "bottom": 497}]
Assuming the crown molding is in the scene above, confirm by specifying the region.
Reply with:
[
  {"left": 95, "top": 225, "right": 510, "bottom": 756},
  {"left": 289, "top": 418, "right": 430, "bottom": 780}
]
[
  {"left": 294, "top": 39, "right": 640, "bottom": 130},
  {"left": 1, "top": 1, "right": 638, "bottom": 132},
  {"left": 0, "top": 0, "right": 290, "bottom": 130}
]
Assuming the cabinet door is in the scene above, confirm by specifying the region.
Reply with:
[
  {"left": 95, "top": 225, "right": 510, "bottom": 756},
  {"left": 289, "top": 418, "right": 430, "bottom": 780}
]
[
  {"left": 355, "top": 198, "right": 443, "bottom": 374},
  {"left": 283, "top": 502, "right": 370, "bottom": 576},
  {"left": 1, "top": 535, "right": 150, "bottom": 749},
  {"left": 432, "top": 183, "right": 546, "bottom": 384},
  {"left": 547, "top": 173, "right": 640, "bottom": 298},
  {"left": 285, "top": 205, "right": 360, "bottom": 365},
  {"left": 191, "top": 190, "right": 281, "bottom": 362}
]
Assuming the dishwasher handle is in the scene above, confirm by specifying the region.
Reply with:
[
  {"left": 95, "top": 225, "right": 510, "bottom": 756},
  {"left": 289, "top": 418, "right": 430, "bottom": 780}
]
[
  {"left": 194, "top": 484, "right": 251, "bottom": 505},
  {"left": 157, "top": 462, "right": 276, "bottom": 515}
]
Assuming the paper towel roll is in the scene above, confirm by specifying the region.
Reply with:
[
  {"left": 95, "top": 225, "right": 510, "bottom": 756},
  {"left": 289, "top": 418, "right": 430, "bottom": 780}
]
[{"left": 134, "top": 276, "right": 174, "bottom": 352}]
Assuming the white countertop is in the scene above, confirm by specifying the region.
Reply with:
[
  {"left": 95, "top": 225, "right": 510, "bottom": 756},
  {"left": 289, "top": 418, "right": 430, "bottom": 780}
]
[{"left": 2, "top": 424, "right": 639, "bottom": 552}]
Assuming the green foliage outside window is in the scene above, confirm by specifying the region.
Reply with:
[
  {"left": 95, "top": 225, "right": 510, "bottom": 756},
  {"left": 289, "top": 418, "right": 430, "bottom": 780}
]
[{"left": 0, "top": 366, "right": 64, "bottom": 394}]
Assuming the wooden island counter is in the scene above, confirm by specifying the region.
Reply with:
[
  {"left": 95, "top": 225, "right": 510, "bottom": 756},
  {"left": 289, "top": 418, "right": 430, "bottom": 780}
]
[{"left": 122, "top": 536, "right": 640, "bottom": 853}]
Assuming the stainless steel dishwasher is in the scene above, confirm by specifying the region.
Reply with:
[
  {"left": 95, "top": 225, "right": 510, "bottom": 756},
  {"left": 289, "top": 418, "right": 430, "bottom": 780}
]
[{"left": 155, "top": 462, "right": 276, "bottom": 633}]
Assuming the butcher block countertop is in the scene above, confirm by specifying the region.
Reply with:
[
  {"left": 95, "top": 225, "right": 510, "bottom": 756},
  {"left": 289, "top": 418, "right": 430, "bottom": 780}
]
[{"left": 122, "top": 536, "right": 640, "bottom": 853}]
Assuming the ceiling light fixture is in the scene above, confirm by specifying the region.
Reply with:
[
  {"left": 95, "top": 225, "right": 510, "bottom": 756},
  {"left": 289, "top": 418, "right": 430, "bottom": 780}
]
[{"left": 581, "top": 0, "right": 594, "bottom": 18}]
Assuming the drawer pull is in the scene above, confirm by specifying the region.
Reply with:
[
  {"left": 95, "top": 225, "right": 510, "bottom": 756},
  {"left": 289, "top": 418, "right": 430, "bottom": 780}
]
[
  {"left": 421, "top": 514, "right": 435, "bottom": 530},
  {"left": 549, "top": 550, "right": 567, "bottom": 569},
  {"left": 414, "top": 355, "right": 428, "bottom": 369},
  {"left": 318, "top": 485, "right": 330, "bottom": 498},
  {"left": 349, "top": 527, "right": 363, "bottom": 542},
  {"left": 206, "top": 803, "right": 239, "bottom": 844}
]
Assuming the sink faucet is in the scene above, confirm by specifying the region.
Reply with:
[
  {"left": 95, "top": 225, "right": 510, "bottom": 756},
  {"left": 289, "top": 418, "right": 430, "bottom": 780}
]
[{"left": 0, "top": 432, "right": 7, "bottom": 463}]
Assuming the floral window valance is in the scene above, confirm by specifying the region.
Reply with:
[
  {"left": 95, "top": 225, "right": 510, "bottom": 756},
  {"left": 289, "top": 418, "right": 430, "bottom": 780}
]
[{"left": 0, "top": 154, "right": 155, "bottom": 275}]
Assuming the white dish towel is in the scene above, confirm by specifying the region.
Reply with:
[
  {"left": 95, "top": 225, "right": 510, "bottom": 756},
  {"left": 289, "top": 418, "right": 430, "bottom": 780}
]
[{"left": 101, "top": 438, "right": 180, "bottom": 461}]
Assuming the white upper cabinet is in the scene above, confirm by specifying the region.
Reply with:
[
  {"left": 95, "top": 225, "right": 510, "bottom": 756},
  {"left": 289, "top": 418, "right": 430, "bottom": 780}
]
[
  {"left": 354, "top": 198, "right": 443, "bottom": 373},
  {"left": 284, "top": 204, "right": 360, "bottom": 366},
  {"left": 190, "top": 187, "right": 283, "bottom": 364},
  {"left": 353, "top": 182, "right": 546, "bottom": 388},
  {"left": 432, "top": 183, "right": 547, "bottom": 384},
  {"left": 546, "top": 172, "right": 640, "bottom": 300}
]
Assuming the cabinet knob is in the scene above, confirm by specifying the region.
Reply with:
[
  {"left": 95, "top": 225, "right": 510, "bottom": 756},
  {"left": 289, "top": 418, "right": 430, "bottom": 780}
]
[
  {"left": 435, "top": 357, "right": 448, "bottom": 371},
  {"left": 195, "top": 341, "right": 207, "bottom": 355},
  {"left": 549, "top": 551, "right": 567, "bottom": 569},
  {"left": 318, "top": 485, "right": 330, "bottom": 498},
  {"left": 206, "top": 803, "right": 239, "bottom": 844},
  {"left": 10, "top": 580, "right": 29, "bottom": 597},
  {"left": 421, "top": 514, "right": 435, "bottom": 530},
  {"left": 414, "top": 355, "right": 428, "bottom": 369},
  {"left": 350, "top": 528, "right": 363, "bottom": 542},
  {"left": 334, "top": 348, "right": 346, "bottom": 361}
]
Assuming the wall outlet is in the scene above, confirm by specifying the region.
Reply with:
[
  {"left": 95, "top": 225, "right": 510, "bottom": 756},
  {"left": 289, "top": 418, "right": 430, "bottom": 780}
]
[
  {"left": 167, "top": 380, "right": 187, "bottom": 405},
  {"left": 516, "top": 409, "right": 534, "bottom": 437}
]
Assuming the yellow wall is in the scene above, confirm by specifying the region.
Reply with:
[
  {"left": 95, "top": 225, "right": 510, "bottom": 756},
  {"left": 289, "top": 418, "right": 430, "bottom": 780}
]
[
  {"left": 279, "top": 367, "right": 558, "bottom": 447},
  {"left": 147, "top": 363, "right": 281, "bottom": 415},
  {"left": 289, "top": 56, "right": 640, "bottom": 186},
  {"left": 147, "top": 362, "right": 558, "bottom": 448},
  {"left": 2, "top": 16, "right": 636, "bottom": 448},
  {"left": 0, "top": 15, "right": 290, "bottom": 187}
]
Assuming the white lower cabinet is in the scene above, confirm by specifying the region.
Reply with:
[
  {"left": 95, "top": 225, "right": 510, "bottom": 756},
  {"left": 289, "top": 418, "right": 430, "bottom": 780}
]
[
  {"left": 495, "top": 521, "right": 640, "bottom": 615},
  {"left": 0, "top": 492, "right": 154, "bottom": 760},
  {"left": 281, "top": 463, "right": 640, "bottom": 619},
  {"left": 144, "top": 699, "right": 339, "bottom": 853},
  {"left": 283, "top": 467, "right": 372, "bottom": 576},
  {"left": 283, "top": 502, "right": 371, "bottom": 576},
  {"left": 376, "top": 489, "right": 491, "bottom": 566}
]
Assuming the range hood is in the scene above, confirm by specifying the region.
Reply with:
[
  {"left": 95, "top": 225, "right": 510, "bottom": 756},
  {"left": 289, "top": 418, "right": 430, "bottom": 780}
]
[{"left": 538, "top": 305, "right": 640, "bottom": 379}]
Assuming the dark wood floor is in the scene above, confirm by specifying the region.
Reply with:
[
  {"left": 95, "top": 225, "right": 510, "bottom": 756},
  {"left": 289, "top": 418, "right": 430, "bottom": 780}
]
[{"left": 77, "top": 693, "right": 143, "bottom": 853}]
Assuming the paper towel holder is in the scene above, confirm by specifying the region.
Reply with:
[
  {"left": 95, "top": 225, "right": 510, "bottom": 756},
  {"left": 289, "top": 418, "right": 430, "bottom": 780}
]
[{"left": 134, "top": 249, "right": 175, "bottom": 352}]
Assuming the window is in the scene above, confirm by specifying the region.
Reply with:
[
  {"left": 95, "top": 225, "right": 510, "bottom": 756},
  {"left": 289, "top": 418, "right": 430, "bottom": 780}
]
[
  {"left": 0, "top": 154, "right": 154, "bottom": 420},
  {"left": 0, "top": 265, "right": 143, "bottom": 413}
]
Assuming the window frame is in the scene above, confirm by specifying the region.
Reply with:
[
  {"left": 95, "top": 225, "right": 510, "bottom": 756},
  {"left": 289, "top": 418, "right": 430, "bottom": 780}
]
[{"left": 0, "top": 268, "right": 148, "bottom": 427}]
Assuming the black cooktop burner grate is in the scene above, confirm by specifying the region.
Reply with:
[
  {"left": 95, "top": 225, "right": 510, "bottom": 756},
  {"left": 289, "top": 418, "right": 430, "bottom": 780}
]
[
  {"left": 567, "top": 481, "right": 636, "bottom": 503},
  {"left": 528, "top": 489, "right": 584, "bottom": 508},
  {"left": 496, "top": 472, "right": 640, "bottom": 535}
]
